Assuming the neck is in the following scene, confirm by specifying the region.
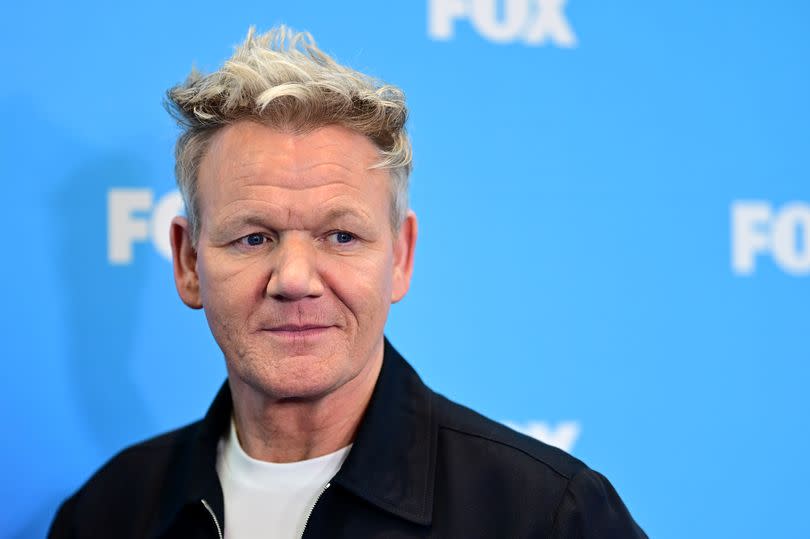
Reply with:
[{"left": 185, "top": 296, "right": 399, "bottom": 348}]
[{"left": 227, "top": 346, "right": 383, "bottom": 463}]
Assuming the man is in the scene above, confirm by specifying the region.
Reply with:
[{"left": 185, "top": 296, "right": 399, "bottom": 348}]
[{"left": 50, "top": 27, "right": 646, "bottom": 538}]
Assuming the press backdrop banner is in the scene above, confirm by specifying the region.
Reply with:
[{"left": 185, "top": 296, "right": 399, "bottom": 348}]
[{"left": 2, "top": 1, "right": 808, "bottom": 538}]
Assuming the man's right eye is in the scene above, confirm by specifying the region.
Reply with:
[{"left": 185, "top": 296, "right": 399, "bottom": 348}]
[{"left": 240, "top": 233, "right": 267, "bottom": 247}]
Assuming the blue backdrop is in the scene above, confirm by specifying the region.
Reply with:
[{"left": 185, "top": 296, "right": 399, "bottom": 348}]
[{"left": 2, "top": 1, "right": 809, "bottom": 537}]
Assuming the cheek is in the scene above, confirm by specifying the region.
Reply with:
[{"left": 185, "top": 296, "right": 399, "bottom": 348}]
[
  {"left": 323, "top": 249, "right": 395, "bottom": 325},
  {"left": 197, "top": 253, "right": 267, "bottom": 316}
]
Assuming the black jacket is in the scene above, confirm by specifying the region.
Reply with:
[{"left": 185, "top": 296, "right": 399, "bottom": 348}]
[{"left": 49, "top": 340, "right": 647, "bottom": 538}]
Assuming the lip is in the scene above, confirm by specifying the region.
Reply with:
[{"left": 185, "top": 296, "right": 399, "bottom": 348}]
[{"left": 261, "top": 325, "right": 335, "bottom": 339}]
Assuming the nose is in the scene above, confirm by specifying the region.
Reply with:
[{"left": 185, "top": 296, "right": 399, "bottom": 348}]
[{"left": 265, "top": 234, "right": 325, "bottom": 301}]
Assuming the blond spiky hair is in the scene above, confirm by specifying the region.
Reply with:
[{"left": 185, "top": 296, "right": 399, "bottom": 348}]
[{"left": 166, "top": 26, "right": 412, "bottom": 243}]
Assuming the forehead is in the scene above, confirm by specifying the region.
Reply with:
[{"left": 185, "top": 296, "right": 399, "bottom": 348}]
[{"left": 196, "top": 122, "right": 390, "bottom": 226}]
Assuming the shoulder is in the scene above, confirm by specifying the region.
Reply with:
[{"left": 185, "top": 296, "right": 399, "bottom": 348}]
[
  {"left": 550, "top": 466, "right": 649, "bottom": 538},
  {"left": 433, "top": 391, "right": 586, "bottom": 480},
  {"left": 430, "top": 392, "right": 647, "bottom": 538},
  {"left": 49, "top": 421, "right": 202, "bottom": 538},
  {"left": 81, "top": 421, "right": 201, "bottom": 493}
]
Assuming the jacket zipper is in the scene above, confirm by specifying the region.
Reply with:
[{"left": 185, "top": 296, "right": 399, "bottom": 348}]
[
  {"left": 300, "top": 482, "right": 331, "bottom": 538},
  {"left": 201, "top": 499, "right": 223, "bottom": 539},
  {"left": 200, "top": 482, "right": 329, "bottom": 539}
]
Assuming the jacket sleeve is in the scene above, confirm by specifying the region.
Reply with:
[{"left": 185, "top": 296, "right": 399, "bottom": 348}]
[
  {"left": 550, "top": 468, "right": 647, "bottom": 539},
  {"left": 48, "top": 495, "right": 78, "bottom": 539}
]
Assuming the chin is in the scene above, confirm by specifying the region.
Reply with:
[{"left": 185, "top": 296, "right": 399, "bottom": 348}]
[{"left": 234, "top": 351, "right": 354, "bottom": 401}]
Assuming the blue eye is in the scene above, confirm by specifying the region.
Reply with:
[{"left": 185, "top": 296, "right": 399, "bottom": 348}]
[
  {"left": 244, "top": 234, "right": 265, "bottom": 246},
  {"left": 334, "top": 231, "right": 355, "bottom": 244}
]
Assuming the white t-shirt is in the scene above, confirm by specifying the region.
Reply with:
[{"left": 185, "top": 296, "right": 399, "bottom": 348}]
[{"left": 216, "top": 419, "right": 352, "bottom": 539}]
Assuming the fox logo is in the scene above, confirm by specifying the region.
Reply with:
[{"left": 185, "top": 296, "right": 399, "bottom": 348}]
[{"left": 429, "top": 0, "right": 577, "bottom": 47}]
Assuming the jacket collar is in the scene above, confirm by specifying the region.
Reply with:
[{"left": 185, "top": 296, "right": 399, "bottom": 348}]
[
  {"left": 332, "top": 338, "right": 437, "bottom": 525},
  {"left": 155, "top": 337, "right": 437, "bottom": 535},
  {"left": 153, "top": 381, "right": 231, "bottom": 537}
]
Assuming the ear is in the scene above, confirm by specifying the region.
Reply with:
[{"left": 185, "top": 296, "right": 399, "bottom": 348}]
[
  {"left": 391, "top": 210, "right": 417, "bottom": 303},
  {"left": 170, "top": 216, "right": 203, "bottom": 309}
]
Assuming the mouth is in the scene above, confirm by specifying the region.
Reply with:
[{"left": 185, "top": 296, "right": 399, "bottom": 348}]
[{"left": 262, "top": 324, "right": 335, "bottom": 339}]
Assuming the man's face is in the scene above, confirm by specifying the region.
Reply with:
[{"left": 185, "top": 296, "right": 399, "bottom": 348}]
[{"left": 171, "top": 121, "right": 416, "bottom": 400}]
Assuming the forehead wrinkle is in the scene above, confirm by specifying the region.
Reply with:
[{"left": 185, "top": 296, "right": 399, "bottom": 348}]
[
  {"left": 200, "top": 176, "right": 379, "bottom": 231},
  {"left": 232, "top": 179, "right": 363, "bottom": 198},
  {"left": 231, "top": 140, "right": 369, "bottom": 170},
  {"left": 252, "top": 163, "right": 372, "bottom": 192},
  {"left": 209, "top": 140, "right": 382, "bottom": 195},
  {"left": 212, "top": 194, "right": 379, "bottom": 234},
  {"left": 295, "top": 134, "right": 379, "bottom": 159},
  {"left": 317, "top": 194, "right": 375, "bottom": 222},
  {"left": 215, "top": 196, "right": 286, "bottom": 219},
  {"left": 209, "top": 183, "right": 366, "bottom": 220},
  {"left": 210, "top": 198, "right": 286, "bottom": 231},
  {"left": 298, "top": 160, "right": 364, "bottom": 178},
  {"left": 235, "top": 148, "right": 375, "bottom": 184},
  {"left": 220, "top": 139, "right": 362, "bottom": 176}
]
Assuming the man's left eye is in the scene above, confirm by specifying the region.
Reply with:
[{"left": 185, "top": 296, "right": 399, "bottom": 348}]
[
  {"left": 241, "top": 233, "right": 267, "bottom": 246},
  {"left": 331, "top": 231, "right": 356, "bottom": 244}
]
